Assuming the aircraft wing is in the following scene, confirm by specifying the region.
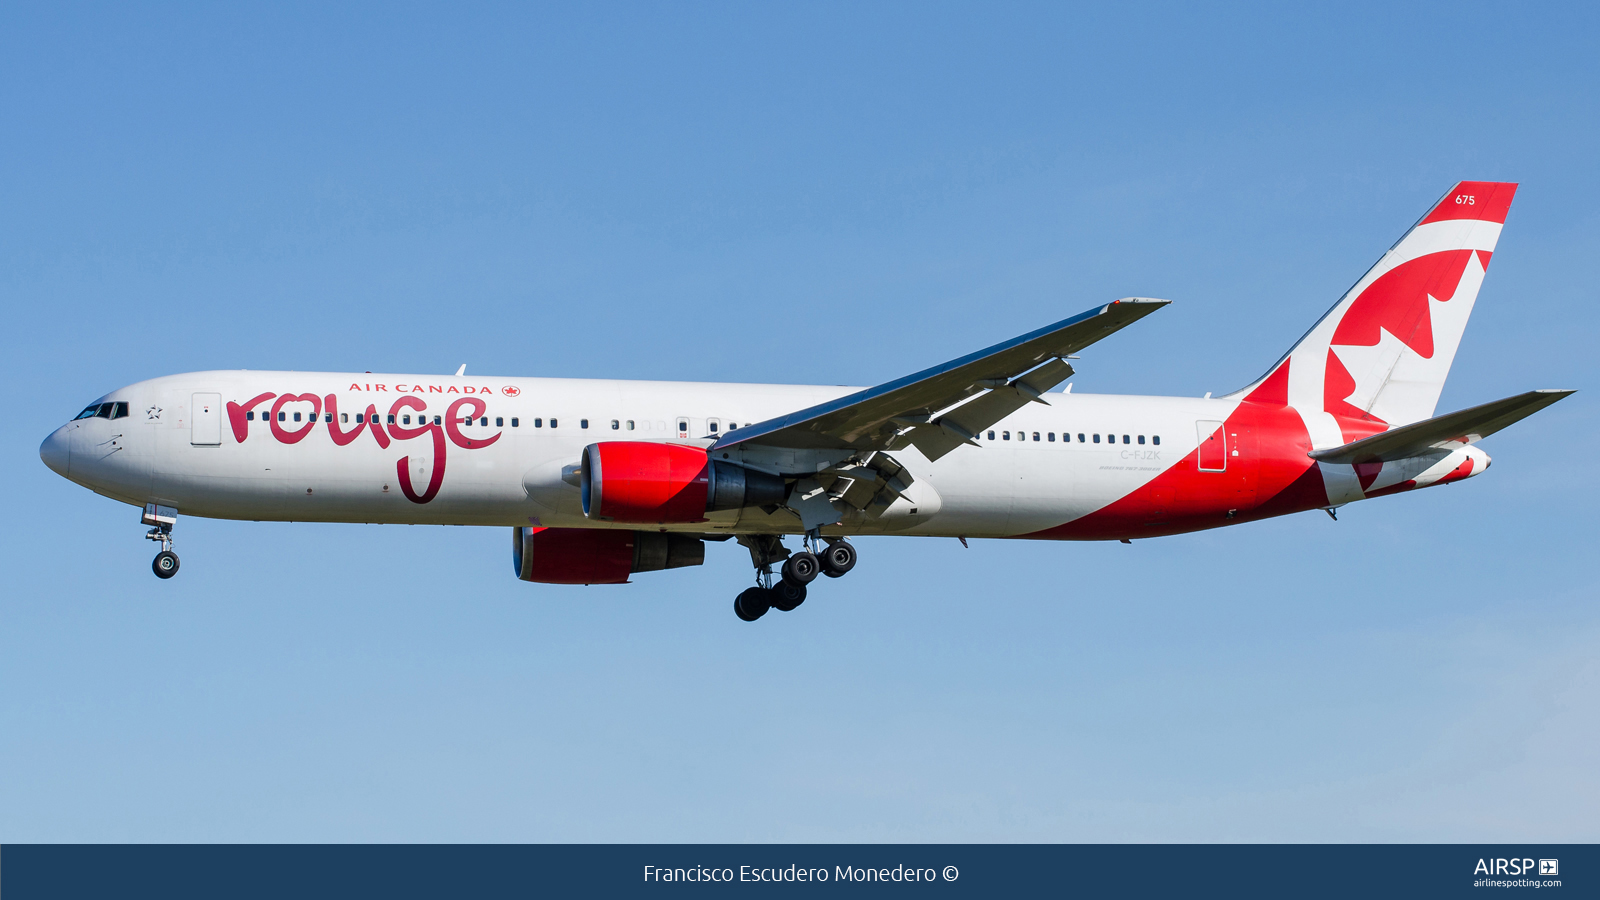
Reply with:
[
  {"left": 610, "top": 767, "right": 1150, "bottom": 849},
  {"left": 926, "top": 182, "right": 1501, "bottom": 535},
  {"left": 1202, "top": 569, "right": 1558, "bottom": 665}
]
[
  {"left": 712, "top": 298, "right": 1170, "bottom": 458},
  {"left": 1309, "top": 389, "right": 1575, "bottom": 465}
]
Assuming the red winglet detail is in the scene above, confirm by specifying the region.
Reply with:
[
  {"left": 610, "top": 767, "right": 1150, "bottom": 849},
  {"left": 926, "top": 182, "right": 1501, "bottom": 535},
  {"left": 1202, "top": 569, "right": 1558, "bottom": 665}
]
[{"left": 1418, "top": 181, "right": 1517, "bottom": 225}]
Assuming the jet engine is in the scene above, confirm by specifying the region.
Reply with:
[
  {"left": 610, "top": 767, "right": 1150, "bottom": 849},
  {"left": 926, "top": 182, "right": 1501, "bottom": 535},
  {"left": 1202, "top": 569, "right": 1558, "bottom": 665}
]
[
  {"left": 580, "top": 441, "right": 786, "bottom": 523},
  {"left": 512, "top": 526, "right": 704, "bottom": 584}
]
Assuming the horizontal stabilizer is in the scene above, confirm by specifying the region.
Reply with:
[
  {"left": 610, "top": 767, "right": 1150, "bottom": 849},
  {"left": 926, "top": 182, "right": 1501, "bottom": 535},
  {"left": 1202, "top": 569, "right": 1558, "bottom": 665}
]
[{"left": 1309, "top": 389, "right": 1574, "bottom": 464}]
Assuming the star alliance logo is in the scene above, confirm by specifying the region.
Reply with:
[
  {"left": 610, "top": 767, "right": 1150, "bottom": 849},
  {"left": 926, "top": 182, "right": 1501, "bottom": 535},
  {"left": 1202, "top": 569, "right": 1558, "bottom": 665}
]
[{"left": 146, "top": 406, "right": 162, "bottom": 421}]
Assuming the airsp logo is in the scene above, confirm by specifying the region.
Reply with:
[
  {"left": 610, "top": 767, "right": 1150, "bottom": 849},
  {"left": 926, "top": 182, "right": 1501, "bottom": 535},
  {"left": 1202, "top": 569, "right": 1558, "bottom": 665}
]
[{"left": 1474, "top": 858, "right": 1548, "bottom": 876}]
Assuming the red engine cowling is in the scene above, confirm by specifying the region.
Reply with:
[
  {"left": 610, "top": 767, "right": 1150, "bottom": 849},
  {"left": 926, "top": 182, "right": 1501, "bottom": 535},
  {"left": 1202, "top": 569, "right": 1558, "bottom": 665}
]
[
  {"left": 581, "top": 441, "right": 786, "bottom": 523},
  {"left": 512, "top": 526, "right": 704, "bottom": 584}
]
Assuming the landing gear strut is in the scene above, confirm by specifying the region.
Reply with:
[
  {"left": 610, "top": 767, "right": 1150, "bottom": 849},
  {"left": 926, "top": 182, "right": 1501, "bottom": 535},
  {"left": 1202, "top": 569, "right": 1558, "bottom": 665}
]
[
  {"left": 732, "top": 532, "right": 856, "bottom": 621},
  {"left": 143, "top": 503, "right": 180, "bottom": 579}
]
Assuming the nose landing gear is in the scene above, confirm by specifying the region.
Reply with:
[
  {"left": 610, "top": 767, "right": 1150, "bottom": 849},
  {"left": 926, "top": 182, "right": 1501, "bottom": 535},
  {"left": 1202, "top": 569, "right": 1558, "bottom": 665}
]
[
  {"left": 732, "top": 532, "right": 854, "bottom": 621},
  {"left": 143, "top": 503, "right": 180, "bottom": 579}
]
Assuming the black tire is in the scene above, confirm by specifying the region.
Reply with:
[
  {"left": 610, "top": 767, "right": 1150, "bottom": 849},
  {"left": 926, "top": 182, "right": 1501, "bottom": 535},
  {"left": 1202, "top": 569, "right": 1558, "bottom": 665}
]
[
  {"left": 770, "top": 582, "right": 807, "bottom": 612},
  {"left": 153, "top": 551, "right": 180, "bottom": 579},
  {"left": 781, "top": 550, "right": 819, "bottom": 587},
  {"left": 734, "top": 587, "right": 770, "bottom": 621},
  {"left": 820, "top": 540, "right": 857, "bottom": 578}
]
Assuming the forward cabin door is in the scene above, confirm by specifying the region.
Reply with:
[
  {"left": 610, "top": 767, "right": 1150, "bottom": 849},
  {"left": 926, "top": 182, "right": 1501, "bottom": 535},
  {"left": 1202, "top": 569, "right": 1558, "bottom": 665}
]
[{"left": 191, "top": 393, "right": 222, "bottom": 446}]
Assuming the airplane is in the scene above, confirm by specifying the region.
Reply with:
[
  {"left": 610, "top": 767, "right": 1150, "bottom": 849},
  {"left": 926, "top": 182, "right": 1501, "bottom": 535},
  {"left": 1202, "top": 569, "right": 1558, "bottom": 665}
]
[{"left": 40, "top": 181, "right": 1571, "bottom": 621}]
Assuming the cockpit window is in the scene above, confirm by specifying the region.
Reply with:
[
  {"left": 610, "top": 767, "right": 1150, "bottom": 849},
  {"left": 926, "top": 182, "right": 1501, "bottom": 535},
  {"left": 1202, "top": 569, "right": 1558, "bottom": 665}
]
[{"left": 73, "top": 401, "right": 130, "bottom": 421}]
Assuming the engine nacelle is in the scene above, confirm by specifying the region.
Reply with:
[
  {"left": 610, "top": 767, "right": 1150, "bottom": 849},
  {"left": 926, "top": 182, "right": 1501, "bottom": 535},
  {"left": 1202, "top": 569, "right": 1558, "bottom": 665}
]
[
  {"left": 580, "top": 441, "right": 786, "bottom": 523},
  {"left": 511, "top": 526, "right": 704, "bottom": 584}
]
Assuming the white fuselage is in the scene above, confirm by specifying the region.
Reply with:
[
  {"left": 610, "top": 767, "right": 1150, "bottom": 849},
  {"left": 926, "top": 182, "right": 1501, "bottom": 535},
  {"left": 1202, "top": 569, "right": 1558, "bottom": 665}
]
[{"left": 43, "top": 370, "right": 1248, "bottom": 540}]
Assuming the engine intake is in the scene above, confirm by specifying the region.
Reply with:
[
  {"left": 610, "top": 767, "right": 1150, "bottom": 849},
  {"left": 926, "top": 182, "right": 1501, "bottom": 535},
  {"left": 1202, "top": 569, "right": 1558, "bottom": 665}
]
[
  {"left": 581, "top": 441, "right": 785, "bottom": 523},
  {"left": 512, "top": 526, "right": 704, "bottom": 584}
]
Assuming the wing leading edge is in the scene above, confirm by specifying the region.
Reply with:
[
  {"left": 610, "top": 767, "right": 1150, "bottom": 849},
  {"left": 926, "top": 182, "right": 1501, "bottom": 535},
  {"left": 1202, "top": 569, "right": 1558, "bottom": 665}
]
[{"left": 713, "top": 298, "right": 1170, "bottom": 455}]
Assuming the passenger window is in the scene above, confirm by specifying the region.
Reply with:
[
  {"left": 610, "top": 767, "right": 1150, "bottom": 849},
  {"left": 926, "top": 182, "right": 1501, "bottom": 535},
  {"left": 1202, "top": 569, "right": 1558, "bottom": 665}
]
[
  {"left": 496, "top": 417, "right": 504, "bottom": 427},
  {"left": 1138, "top": 435, "right": 1145, "bottom": 444},
  {"left": 551, "top": 418, "right": 558, "bottom": 428},
  {"left": 387, "top": 414, "right": 395, "bottom": 424},
  {"left": 477, "top": 417, "right": 485, "bottom": 426},
  {"left": 1093, "top": 434, "right": 1100, "bottom": 443},
  {"left": 626, "top": 420, "right": 634, "bottom": 430},
  {"left": 341, "top": 413, "right": 348, "bottom": 424},
  {"left": 708, "top": 422, "right": 718, "bottom": 433},
  {"left": 511, "top": 418, "right": 519, "bottom": 427},
  {"left": 534, "top": 418, "right": 542, "bottom": 427},
  {"left": 611, "top": 419, "right": 620, "bottom": 430},
  {"left": 355, "top": 413, "right": 364, "bottom": 424},
  {"left": 1077, "top": 433, "right": 1085, "bottom": 442},
  {"left": 678, "top": 420, "right": 688, "bottom": 432},
  {"left": 1153, "top": 435, "right": 1160, "bottom": 445},
  {"left": 1123, "top": 434, "right": 1130, "bottom": 444},
  {"left": 1048, "top": 432, "right": 1055, "bottom": 441},
  {"left": 436, "top": 416, "right": 444, "bottom": 425},
  {"left": 728, "top": 422, "right": 737, "bottom": 430},
  {"left": 581, "top": 419, "right": 589, "bottom": 429},
  {"left": 987, "top": 431, "right": 995, "bottom": 440},
  {"left": 246, "top": 411, "right": 255, "bottom": 421},
  {"left": 1033, "top": 432, "right": 1040, "bottom": 441},
  {"left": 324, "top": 413, "right": 332, "bottom": 423},
  {"left": 401, "top": 415, "right": 409, "bottom": 425},
  {"left": 1002, "top": 431, "right": 1010, "bottom": 440}
]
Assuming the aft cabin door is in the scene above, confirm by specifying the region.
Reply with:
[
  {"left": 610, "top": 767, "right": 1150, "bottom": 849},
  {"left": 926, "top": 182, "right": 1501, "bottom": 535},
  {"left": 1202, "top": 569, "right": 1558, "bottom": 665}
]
[
  {"left": 1194, "top": 418, "right": 1259, "bottom": 511},
  {"left": 1196, "top": 420, "right": 1225, "bottom": 471},
  {"left": 191, "top": 393, "right": 222, "bottom": 446}
]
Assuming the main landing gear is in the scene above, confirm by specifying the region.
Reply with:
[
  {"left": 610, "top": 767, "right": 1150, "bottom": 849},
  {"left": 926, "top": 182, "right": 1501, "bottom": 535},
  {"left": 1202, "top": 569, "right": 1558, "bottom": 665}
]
[
  {"left": 143, "top": 503, "right": 180, "bottom": 579},
  {"left": 733, "top": 532, "right": 857, "bottom": 621}
]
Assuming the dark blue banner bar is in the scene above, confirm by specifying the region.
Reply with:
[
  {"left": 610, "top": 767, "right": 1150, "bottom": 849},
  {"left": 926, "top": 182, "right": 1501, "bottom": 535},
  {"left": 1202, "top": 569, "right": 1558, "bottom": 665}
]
[{"left": 3, "top": 844, "right": 1592, "bottom": 898}]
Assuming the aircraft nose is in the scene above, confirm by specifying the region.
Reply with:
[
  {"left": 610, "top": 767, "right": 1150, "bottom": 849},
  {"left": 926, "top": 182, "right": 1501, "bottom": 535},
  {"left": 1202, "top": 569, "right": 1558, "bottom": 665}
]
[{"left": 40, "top": 426, "right": 71, "bottom": 478}]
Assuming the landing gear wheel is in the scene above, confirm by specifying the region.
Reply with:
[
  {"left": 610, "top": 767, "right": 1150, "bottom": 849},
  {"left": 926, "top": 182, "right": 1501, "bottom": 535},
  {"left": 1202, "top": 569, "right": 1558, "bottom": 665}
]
[
  {"left": 734, "top": 587, "right": 771, "bottom": 621},
  {"left": 821, "top": 540, "right": 856, "bottom": 578},
  {"left": 770, "top": 582, "right": 807, "bottom": 612},
  {"left": 782, "top": 551, "right": 819, "bottom": 587},
  {"left": 153, "top": 550, "right": 180, "bottom": 579}
]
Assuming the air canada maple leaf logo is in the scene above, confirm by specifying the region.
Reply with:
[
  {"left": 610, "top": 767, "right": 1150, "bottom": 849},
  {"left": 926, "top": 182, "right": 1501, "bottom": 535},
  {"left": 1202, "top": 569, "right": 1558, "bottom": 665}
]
[{"left": 502, "top": 385, "right": 521, "bottom": 397}]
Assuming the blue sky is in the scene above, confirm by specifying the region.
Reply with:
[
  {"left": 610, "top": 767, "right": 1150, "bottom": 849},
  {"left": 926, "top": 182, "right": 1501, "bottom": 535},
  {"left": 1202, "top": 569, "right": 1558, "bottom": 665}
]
[{"left": 2, "top": 2, "right": 1596, "bottom": 841}]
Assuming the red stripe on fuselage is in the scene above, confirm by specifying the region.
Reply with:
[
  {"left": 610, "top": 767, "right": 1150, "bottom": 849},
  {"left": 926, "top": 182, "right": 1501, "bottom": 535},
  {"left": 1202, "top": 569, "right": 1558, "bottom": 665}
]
[{"left": 1019, "top": 401, "right": 1327, "bottom": 541}]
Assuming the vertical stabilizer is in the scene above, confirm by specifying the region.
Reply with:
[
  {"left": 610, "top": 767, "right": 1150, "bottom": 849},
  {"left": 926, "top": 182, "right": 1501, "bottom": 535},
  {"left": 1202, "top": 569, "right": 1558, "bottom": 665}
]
[{"left": 1228, "top": 181, "right": 1517, "bottom": 447}]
